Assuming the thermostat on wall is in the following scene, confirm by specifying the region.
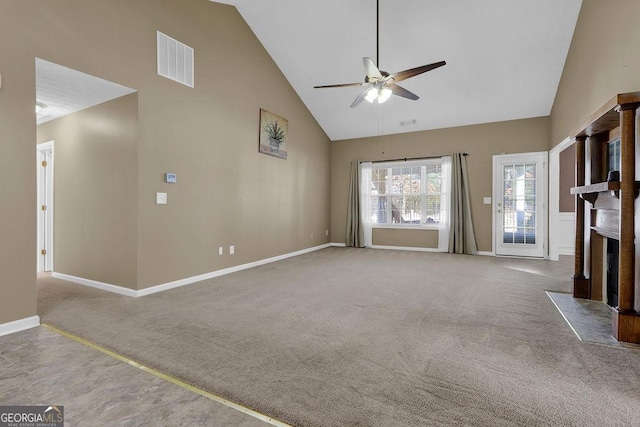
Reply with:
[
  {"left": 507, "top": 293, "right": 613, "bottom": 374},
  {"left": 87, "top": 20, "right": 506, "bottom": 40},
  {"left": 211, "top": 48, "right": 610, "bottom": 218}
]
[{"left": 165, "top": 173, "right": 177, "bottom": 183}]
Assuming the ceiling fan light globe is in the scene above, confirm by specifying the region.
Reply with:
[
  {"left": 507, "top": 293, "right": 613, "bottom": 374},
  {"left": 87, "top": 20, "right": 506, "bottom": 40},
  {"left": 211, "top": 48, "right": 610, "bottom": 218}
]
[
  {"left": 378, "top": 88, "right": 392, "bottom": 103},
  {"left": 365, "top": 87, "right": 378, "bottom": 103}
]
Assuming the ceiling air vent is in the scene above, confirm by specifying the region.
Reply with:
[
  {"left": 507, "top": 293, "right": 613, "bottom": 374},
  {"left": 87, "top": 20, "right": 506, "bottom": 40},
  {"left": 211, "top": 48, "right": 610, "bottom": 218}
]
[
  {"left": 399, "top": 119, "right": 417, "bottom": 127},
  {"left": 157, "top": 31, "right": 194, "bottom": 88}
]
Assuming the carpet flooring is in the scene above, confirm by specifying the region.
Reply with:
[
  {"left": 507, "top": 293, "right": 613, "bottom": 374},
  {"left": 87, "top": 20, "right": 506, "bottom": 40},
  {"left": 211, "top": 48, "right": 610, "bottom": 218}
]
[{"left": 38, "top": 248, "right": 640, "bottom": 426}]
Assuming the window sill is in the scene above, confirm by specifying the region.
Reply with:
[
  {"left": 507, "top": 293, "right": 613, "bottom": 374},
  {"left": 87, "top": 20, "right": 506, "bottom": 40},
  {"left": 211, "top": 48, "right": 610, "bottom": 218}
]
[{"left": 371, "top": 224, "right": 440, "bottom": 231}]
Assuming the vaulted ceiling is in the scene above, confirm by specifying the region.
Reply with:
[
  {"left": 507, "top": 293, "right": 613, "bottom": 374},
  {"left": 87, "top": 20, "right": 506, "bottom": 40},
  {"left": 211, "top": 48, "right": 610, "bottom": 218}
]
[{"left": 214, "top": 0, "right": 583, "bottom": 141}]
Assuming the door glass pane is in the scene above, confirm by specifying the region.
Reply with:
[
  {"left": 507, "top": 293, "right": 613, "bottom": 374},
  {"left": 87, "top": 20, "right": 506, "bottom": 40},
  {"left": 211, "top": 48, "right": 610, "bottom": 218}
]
[
  {"left": 503, "top": 164, "right": 515, "bottom": 180},
  {"left": 525, "top": 164, "right": 536, "bottom": 179},
  {"left": 502, "top": 163, "right": 537, "bottom": 246}
]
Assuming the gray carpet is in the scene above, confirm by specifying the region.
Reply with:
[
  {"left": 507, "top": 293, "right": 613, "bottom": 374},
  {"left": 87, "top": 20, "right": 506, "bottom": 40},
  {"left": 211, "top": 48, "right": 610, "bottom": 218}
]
[{"left": 38, "top": 248, "right": 640, "bottom": 426}]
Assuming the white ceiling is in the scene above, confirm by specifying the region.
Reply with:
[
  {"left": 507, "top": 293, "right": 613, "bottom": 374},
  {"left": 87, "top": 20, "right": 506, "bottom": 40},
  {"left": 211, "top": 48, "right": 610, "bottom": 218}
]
[
  {"left": 36, "top": 58, "right": 136, "bottom": 125},
  {"left": 214, "top": 0, "right": 582, "bottom": 141}
]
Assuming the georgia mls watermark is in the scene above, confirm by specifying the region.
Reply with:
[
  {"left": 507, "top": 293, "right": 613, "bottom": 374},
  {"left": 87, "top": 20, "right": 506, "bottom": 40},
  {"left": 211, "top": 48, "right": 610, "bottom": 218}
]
[{"left": 0, "top": 406, "right": 64, "bottom": 427}]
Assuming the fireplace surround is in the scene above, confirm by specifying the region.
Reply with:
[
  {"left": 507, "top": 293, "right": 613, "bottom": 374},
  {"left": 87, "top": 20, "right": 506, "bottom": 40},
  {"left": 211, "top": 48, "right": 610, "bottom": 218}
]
[{"left": 570, "top": 92, "right": 640, "bottom": 344}]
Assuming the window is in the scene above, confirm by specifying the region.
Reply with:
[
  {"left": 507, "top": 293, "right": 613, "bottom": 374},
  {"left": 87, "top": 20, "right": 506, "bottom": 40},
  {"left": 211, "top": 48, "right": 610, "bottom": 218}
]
[
  {"left": 608, "top": 138, "right": 620, "bottom": 174},
  {"left": 366, "top": 159, "right": 446, "bottom": 227}
]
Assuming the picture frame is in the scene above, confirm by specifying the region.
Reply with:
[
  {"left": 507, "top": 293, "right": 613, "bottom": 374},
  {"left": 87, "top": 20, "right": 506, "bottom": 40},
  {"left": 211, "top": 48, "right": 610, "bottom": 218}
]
[{"left": 259, "top": 109, "right": 288, "bottom": 160}]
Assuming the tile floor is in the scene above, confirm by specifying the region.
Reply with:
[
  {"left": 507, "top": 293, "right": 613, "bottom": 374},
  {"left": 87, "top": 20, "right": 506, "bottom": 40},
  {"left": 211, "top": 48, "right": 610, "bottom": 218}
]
[
  {"left": 546, "top": 291, "right": 621, "bottom": 346},
  {"left": 0, "top": 326, "right": 267, "bottom": 426}
]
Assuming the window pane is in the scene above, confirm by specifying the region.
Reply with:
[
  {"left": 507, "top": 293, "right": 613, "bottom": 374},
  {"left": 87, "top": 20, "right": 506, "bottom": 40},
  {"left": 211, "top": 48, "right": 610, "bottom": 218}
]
[
  {"left": 609, "top": 139, "right": 620, "bottom": 172},
  {"left": 410, "top": 166, "right": 421, "bottom": 194},
  {"left": 525, "top": 164, "right": 536, "bottom": 179},
  {"left": 426, "top": 164, "right": 442, "bottom": 193},
  {"left": 372, "top": 168, "right": 388, "bottom": 195},
  {"left": 503, "top": 164, "right": 515, "bottom": 180},
  {"left": 391, "top": 196, "right": 403, "bottom": 223},
  {"left": 390, "top": 167, "right": 418, "bottom": 195},
  {"left": 370, "top": 196, "right": 388, "bottom": 224},
  {"left": 425, "top": 195, "right": 440, "bottom": 223},
  {"left": 366, "top": 160, "right": 444, "bottom": 227}
]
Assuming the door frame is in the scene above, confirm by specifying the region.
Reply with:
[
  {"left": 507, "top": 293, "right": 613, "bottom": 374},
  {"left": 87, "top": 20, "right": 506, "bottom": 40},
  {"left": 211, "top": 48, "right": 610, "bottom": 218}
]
[
  {"left": 548, "top": 136, "right": 574, "bottom": 261},
  {"left": 37, "top": 140, "right": 54, "bottom": 272},
  {"left": 492, "top": 151, "right": 548, "bottom": 258}
]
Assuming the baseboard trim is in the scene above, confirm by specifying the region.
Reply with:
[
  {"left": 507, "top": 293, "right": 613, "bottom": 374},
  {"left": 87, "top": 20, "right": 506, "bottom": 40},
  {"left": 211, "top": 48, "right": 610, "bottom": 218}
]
[
  {"left": 332, "top": 243, "right": 494, "bottom": 256},
  {"left": 371, "top": 245, "right": 440, "bottom": 252},
  {"left": 52, "top": 273, "right": 138, "bottom": 297},
  {"left": 0, "top": 315, "right": 41, "bottom": 337},
  {"left": 476, "top": 251, "right": 495, "bottom": 257},
  {"left": 52, "top": 244, "right": 332, "bottom": 298},
  {"left": 137, "top": 243, "right": 331, "bottom": 297},
  {"left": 559, "top": 247, "right": 575, "bottom": 256}
]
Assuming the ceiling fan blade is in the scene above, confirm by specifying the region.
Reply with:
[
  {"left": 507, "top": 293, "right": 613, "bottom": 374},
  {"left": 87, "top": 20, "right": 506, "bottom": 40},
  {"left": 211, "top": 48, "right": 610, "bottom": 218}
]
[
  {"left": 389, "top": 61, "right": 446, "bottom": 83},
  {"left": 350, "top": 86, "right": 372, "bottom": 108},
  {"left": 314, "top": 82, "right": 365, "bottom": 89},
  {"left": 386, "top": 83, "right": 419, "bottom": 100},
  {"left": 363, "top": 57, "right": 383, "bottom": 80}
]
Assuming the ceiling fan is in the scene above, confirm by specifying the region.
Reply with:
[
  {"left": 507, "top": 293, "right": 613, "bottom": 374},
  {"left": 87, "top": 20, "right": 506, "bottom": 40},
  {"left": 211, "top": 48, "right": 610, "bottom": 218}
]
[{"left": 313, "top": 0, "right": 446, "bottom": 108}]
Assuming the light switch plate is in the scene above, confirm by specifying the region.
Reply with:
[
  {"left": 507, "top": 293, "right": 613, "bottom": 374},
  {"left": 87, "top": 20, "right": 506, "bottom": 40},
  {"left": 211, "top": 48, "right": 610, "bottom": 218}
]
[
  {"left": 156, "top": 192, "right": 167, "bottom": 204},
  {"left": 230, "top": 245, "right": 235, "bottom": 255},
  {"left": 483, "top": 197, "right": 491, "bottom": 205}
]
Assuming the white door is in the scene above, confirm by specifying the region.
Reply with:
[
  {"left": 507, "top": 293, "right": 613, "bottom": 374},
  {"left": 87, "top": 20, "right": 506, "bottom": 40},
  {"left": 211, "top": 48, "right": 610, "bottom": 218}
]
[
  {"left": 493, "top": 152, "right": 547, "bottom": 258},
  {"left": 37, "top": 141, "right": 54, "bottom": 272}
]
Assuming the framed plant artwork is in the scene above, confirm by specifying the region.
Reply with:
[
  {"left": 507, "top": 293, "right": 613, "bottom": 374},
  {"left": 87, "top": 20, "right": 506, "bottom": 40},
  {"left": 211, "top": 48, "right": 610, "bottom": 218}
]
[{"left": 259, "top": 109, "right": 288, "bottom": 159}]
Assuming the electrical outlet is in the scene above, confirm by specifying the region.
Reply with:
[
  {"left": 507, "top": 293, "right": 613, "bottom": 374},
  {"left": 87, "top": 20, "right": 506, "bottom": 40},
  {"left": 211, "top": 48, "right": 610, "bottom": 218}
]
[
  {"left": 230, "top": 245, "right": 235, "bottom": 255},
  {"left": 325, "top": 229, "right": 329, "bottom": 236},
  {"left": 310, "top": 232, "right": 314, "bottom": 239},
  {"left": 218, "top": 247, "right": 223, "bottom": 255}
]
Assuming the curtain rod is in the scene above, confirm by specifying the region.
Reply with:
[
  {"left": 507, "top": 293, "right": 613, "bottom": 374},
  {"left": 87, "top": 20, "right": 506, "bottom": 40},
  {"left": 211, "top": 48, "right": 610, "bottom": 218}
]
[{"left": 360, "top": 153, "right": 468, "bottom": 164}]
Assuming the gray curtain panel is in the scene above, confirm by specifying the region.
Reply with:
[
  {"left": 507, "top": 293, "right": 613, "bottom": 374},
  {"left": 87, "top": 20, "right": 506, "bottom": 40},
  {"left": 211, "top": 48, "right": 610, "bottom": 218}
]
[
  {"left": 448, "top": 153, "right": 478, "bottom": 254},
  {"left": 345, "top": 161, "right": 364, "bottom": 247}
]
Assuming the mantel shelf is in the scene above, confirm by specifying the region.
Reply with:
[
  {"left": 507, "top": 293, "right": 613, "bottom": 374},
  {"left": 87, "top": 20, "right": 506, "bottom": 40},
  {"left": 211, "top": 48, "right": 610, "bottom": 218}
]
[
  {"left": 570, "top": 181, "right": 620, "bottom": 195},
  {"left": 591, "top": 226, "right": 619, "bottom": 240},
  {"left": 570, "top": 181, "right": 640, "bottom": 209}
]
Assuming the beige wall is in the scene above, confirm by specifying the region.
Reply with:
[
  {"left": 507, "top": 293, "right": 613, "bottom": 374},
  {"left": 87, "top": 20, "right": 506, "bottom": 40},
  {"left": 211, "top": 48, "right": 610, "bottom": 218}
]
[
  {"left": 550, "top": 0, "right": 640, "bottom": 146},
  {"left": 37, "top": 94, "right": 139, "bottom": 289},
  {"left": 372, "top": 228, "right": 438, "bottom": 249},
  {"left": 0, "top": 29, "right": 37, "bottom": 324},
  {"left": 0, "top": 0, "right": 330, "bottom": 324},
  {"left": 131, "top": 1, "right": 331, "bottom": 288},
  {"left": 559, "top": 143, "right": 576, "bottom": 213},
  {"left": 331, "top": 117, "right": 550, "bottom": 252}
]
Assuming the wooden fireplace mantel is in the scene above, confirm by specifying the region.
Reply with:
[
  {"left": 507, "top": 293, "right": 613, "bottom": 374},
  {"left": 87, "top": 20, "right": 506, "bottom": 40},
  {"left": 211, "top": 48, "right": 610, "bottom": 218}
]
[
  {"left": 570, "top": 181, "right": 640, "bottom": 208},
  {"left": 570, "top": 91, "right": 640, "bottom": 344}
]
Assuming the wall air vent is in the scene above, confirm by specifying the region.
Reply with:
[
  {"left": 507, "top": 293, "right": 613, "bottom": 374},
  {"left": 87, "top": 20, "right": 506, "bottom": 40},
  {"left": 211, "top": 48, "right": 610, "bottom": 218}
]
[
  {"left": 157, "top": 31, "right": 194, "bottom": 88},
  {"left": 399, "top": 119, "right": 417, "bottom": 127}
]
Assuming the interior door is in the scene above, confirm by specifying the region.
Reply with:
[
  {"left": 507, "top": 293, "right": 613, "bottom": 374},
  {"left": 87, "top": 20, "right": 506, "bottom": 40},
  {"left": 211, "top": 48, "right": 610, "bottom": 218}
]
[{"left": 493, "top": 152, "right": 547, "bottom": 258}]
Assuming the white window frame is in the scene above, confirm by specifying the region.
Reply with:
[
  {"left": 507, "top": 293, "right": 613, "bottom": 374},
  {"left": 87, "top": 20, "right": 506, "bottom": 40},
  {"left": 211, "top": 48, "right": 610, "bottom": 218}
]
[{"left": 367, "top": 159, "right": 445, "bottom": 230}]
